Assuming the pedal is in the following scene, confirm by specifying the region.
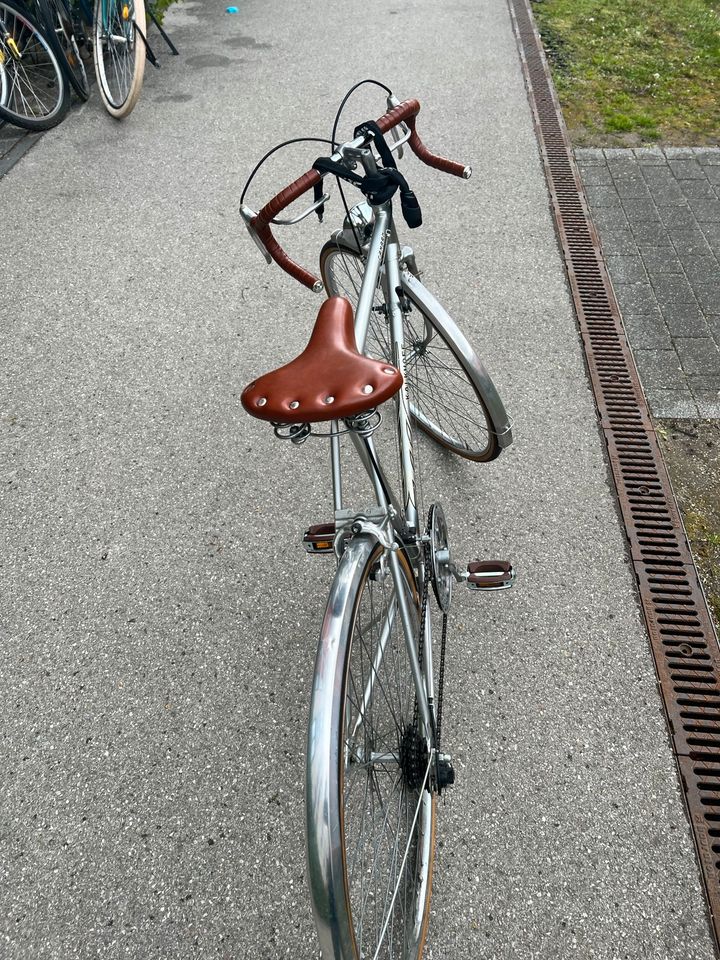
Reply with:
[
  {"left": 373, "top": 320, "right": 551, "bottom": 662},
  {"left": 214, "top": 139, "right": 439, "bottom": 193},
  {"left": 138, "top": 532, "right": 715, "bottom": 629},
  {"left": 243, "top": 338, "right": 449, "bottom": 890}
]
[
  {"left": 466, "top": 560, "right": 515, "bottom": 591},
  {"left": 302, "top": 523, "right": 336, "bottom": 554}
]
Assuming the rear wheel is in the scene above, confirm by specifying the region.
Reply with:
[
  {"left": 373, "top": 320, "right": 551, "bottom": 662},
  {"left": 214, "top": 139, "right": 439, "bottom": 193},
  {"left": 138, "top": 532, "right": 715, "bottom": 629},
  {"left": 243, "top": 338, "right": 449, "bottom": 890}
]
[
  {"left": 0, "top": 0, "right": 69, "bottom": 130},
  {"left": 93, "top": 0, "right": 146, "bottom": 118},
  {"left": 36, "top": 0, "right": 89, "bottom": 100},
  {"left": 320, "top": 239, "right": 506, "bottom": 462},
  {"left": 307, "top": 538, "right": 436, "bottom": 959}
]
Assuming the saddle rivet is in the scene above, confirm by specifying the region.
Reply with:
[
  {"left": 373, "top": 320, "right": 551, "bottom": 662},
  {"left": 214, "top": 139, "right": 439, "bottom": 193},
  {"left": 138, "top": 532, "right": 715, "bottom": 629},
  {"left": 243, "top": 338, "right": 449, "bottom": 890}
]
[
  {"left": 289, "top": 400, "right": 300, "bottom": 409},
  {"left": 323, "top": 396, "right": 335, "bottom": 404},
  {"left": 362, "top": 384, "right": 374, "bottom": 395},
  {"left": 257, "top": 397, "right": 267, "bottom": 407},
  {"left": 382, "top": 367, "right": 395, "bottom": 375}
]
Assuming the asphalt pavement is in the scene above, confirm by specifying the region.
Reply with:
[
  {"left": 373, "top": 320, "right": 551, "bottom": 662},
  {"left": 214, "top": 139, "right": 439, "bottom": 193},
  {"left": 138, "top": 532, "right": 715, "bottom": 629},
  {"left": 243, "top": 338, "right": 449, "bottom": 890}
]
[{"left": 1, "top": 1, "right": 715, "bottom": 957}]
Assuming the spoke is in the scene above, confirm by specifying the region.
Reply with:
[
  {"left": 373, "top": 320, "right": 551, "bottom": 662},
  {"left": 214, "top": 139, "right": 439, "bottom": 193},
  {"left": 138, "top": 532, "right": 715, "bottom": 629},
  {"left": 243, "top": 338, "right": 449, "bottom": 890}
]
[{"left": 324, "top": 246, "right": 490, "bottom": 458}]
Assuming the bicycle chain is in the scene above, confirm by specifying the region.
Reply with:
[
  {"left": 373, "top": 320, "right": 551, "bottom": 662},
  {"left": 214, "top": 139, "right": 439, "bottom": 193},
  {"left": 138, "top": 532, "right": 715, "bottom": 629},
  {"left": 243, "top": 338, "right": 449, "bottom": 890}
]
[{"left": 414, "top": 508, "right": 449, "bottom": 759}]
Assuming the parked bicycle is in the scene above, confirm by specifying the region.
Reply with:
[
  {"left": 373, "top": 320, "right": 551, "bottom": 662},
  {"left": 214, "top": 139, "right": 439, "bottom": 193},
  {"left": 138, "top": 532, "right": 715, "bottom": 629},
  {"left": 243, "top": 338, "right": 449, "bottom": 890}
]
[
  {"left": 240, "top": 81, "right": 514, "bottom": 959},
  {"left": 0, "top": 0, "right": 178, "bottom": 130},
  {"left": 0, "top": 0, "right": 69, "bottom": 130}
]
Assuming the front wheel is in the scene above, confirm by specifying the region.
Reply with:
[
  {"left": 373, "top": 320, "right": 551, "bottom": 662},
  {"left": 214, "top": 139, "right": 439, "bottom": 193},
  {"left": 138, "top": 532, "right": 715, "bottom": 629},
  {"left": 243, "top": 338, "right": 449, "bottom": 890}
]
[
  {"left": 307, "top": 537, "right": 436, "bottom": 960},
  {"left": 0, "top": 0, "right": 70, "bottom": 130},
  {"left": 93, "top": 0, "right": 146, "bottom": 118},
  {"left": 320, "top": 240, "right": 512, "bottom": 462}
]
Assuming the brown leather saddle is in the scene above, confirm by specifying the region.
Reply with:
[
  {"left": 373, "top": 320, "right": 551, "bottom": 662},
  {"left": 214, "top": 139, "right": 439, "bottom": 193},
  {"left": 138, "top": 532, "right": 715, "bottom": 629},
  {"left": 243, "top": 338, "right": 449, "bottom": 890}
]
[{"left": 241, "top": 297, "right": 403, "bottom": 424}]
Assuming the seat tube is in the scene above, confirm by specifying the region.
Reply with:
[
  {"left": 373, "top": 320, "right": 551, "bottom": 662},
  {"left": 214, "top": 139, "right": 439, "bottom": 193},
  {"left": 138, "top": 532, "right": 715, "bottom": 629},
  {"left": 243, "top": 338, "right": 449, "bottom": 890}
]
[
  {"left": 330, "top": 421, "right": 343, "bottom": 512},
  {"left": 388, "top": 549, "right": 432, "bottom": 736},
  {"left": 386, "top": 241, "right": 418, "bottom": 534}
]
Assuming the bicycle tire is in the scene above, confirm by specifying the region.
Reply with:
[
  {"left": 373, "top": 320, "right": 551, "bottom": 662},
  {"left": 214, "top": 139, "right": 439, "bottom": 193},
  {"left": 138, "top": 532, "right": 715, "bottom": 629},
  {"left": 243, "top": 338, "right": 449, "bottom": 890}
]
[
  {"left": 307, "top": 535, "right": 436, "bottom": 960},
  {"left": 92, "top": 0, "right": 145, "bottom": 118},
  {"left": 320, "top": 239, "right": 512, "bottom": 462},
  {"left": 35, "top": 0, "right": 89, "bottom": 100},
  {"left": 0, "top": 0, "right": 69, "bottom": 130}
]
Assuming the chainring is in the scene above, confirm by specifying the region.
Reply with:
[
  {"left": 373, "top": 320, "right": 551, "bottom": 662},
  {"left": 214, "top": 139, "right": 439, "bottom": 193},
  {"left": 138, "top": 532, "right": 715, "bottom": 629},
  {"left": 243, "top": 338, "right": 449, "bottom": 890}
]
[{"left": 428, "top": 503, "right": 452, "bottom": 613}]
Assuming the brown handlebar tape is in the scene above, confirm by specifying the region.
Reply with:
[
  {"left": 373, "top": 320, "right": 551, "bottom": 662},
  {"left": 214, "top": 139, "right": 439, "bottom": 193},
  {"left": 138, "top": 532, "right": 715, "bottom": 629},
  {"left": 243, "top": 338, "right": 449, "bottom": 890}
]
[
  {"left": 252, "top": 98, "right": 466, "bottom": 289},
  {"left": 375, "top": 98, "right": 421, "bottom": 134},
  {"left": 253, "top": 219, "right": 321, "bottom": 290},
  {"left": 407, "top": 121, "right": 467, "bottom": 178}
]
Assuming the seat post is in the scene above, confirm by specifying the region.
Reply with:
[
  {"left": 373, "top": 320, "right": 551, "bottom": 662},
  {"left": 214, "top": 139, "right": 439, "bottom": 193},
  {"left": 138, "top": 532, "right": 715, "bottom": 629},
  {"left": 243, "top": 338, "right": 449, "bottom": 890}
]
[{"left": 330, "top": 422, "right": 343, "bottom": 513}]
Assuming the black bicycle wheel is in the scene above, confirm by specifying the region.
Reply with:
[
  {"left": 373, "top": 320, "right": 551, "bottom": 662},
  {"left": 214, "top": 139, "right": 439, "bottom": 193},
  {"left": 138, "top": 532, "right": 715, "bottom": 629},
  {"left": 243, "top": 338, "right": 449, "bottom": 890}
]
[
  {"left": 35, "top": 0, "right": 89, "bottom": 100},
  {"left": 0, "top": 0, "right": 69, "bottom": 129}
]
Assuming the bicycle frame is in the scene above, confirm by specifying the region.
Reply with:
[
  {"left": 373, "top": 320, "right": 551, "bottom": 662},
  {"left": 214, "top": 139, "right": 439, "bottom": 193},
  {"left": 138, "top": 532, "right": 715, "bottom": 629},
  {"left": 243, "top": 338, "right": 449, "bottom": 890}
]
[{"left": 328, "top": 188, "right": 436, "bottom": 745}]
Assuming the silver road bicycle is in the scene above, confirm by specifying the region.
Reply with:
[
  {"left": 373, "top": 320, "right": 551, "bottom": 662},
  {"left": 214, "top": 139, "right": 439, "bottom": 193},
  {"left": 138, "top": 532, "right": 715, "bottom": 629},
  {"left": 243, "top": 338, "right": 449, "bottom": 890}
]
[{"left": 240, "top": 85, "right": 514, "bottom": 960}]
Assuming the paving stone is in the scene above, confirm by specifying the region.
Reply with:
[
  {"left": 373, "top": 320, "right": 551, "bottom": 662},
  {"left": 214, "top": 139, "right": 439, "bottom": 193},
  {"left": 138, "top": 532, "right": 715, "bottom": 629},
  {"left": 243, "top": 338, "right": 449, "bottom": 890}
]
[
  {"left": 693, "top": 284, "right": 720, "bottom": 314},
  {"left": 633, "top": 148, "right": 667, "bottom": 165},
  {"left": 604, "top": 148, "right": 635, "bottom": 160},
  {"left": 686, "top": 376, "right": 720, "bottom": 417},
  {"left": 614, "top": 178, "right": 651, "bottom": 200},
  {"left": 574, "top": 147, "right": 606, "bottom": 164},
  {"left": 643, "top": 388, "right": 698, "bottom": 418},
  {"left": 605, "top": 164, "right": 642, "bottom": 184},
  {"left": 682, "top": 256, "right": 720, "bottom": 286},
  {"left": 699, "top": 220, "right": 720, "bottom": 246},
  {"left": 694, "top": 148, "right": 720, "bottom": 165},
  {"left": 630, "top": 221, "right": 672, "bottom": 245},
  {"left": 596, "top": 225, "right": 639, "bottom": 255},
  {"left": 688, "top": 198, "right": 720, "bottom": 223},
  {"left": 656, "top": 203, "right": 700, "bottom": 230},
  {"left": 679, "top": 179, "right": 718, "bottom": 200},
  {"left": 612, "top": 280, "right": 657, "bottom": 315},
  {"left": 579, "top": 165, "right": 614, "bottom": 185},
  {"left": 668, "top": 159, "right": 707, "bottom": 180},
  {"left": 583, "top": 146, "right": 720, "bottom": 417},
  {"left": 640, "top": 246, "right": 684, "bottom": 276},
  {"left": 695, "top": 396, "right": 720, "bottom": 418},
  {"left": 651, "top": 273, "right": 697, "bottom": 305},
  {"left": 605, "top": 254, "right": 648, "bottom": 285},
  {"left": 622, "top": 314, "right": 674, "bottom": 350},
  {"left": 585, "top": 184, "right": 624, "bottom": 206},
  {"left": 660, "top": 301, "right": 710, "bottom": 337},
  {"left": 707, "top": 315, "right": 720, "bottom": 346},
  {"left": 590, "top": 203, "right": 628, "bottom": 229},
  {"left": 704, "top": 166, "right": 720, "bottom": 183},
  {"left": 621, "top": 199, "right": 661, "bottom": 221},
  {"left": 642, "top": 180, "right": 684, "bottom": 202},
  {"left": 665, "top": 147, "right": 697, "bottom": 159},
  {"left": 672, "top": 230, "right": 713, "bottom": 258},
  {"left": 675, "top": 338, "right": 720, "bottom": 375},
  {"left": 633, "top": 349, "right": 686, "bottom": 389}
]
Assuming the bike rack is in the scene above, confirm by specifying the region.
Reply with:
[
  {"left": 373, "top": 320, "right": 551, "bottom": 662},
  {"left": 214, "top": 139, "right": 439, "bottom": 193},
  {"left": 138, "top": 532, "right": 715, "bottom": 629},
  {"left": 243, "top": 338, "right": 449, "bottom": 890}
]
[{"left": 138, "top": 2, "right": 180, "bottom": 69}]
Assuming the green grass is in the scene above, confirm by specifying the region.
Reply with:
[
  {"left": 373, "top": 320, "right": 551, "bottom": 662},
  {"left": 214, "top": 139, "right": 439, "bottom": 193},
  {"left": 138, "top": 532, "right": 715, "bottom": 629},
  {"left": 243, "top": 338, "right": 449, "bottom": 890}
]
[{"left": 533, "top": 0, "right": 720, "bottom": 144}]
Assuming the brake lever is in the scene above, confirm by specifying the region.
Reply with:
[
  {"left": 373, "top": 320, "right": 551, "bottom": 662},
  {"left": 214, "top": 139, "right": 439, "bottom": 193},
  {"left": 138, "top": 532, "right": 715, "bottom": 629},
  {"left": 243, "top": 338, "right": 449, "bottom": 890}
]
[
  {"left": 386, "top": 94, "right": 406, "bottom": 159},
  {"left": 240, "top": 204, "right": 272, "bottom": 263}
]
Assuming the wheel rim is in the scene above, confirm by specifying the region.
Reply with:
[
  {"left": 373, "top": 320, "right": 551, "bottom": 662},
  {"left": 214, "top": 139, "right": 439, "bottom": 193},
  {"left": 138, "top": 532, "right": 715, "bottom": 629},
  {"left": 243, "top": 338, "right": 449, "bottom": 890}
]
[
  {"left": 0, "top": 4, "right": 66, "bottom": 123},
  {"left": 341, "top": 546, "right": 434, "bottom": 958},
  {"left": 94, "top": 0, "right": 140, "bottom": 108},
  {"left": 321, "top": 242, "right": 496, "bottom": 461},
  {"left": 49, "top": 0, "right": 89, "bottom": 98}
]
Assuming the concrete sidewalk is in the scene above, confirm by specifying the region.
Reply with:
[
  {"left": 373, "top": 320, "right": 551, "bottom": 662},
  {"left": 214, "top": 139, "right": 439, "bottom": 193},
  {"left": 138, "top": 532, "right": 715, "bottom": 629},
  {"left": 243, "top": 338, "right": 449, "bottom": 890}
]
[{"left": 1, "top": 1, "right": 714, "bottom": 957}]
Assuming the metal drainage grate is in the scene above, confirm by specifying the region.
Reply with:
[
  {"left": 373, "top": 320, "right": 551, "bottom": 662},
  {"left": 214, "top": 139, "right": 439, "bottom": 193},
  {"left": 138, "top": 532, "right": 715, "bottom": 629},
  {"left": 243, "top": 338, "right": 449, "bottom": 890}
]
[{"left": 508, "top": 0, "right": 720, "bottom": 948}]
